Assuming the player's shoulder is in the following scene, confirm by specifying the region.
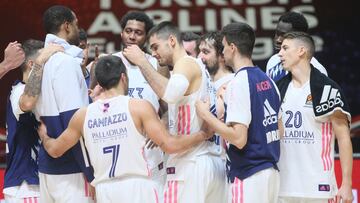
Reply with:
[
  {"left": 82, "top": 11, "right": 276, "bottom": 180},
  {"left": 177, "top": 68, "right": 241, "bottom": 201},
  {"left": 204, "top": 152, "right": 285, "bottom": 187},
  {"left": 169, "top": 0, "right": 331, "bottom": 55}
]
[{"left": 266, "top": 54, "right": 280, "bottom": 71}]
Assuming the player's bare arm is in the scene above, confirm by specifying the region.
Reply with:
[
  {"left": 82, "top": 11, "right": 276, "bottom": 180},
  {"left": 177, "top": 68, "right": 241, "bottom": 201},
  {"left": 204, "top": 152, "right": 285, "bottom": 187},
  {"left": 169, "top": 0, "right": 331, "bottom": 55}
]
[
  {"left": 331, "top": 110, "right": 354, "bottom": 203},
  {"left": 38, "top": 107, "right": 87, "bottom": 158},
  {"left": 19, "top": 44, "right": 64, "bottom": 112},
  {"left": 130, "top": 99, "right": 210, "bottom": 154},
  {"left": 196, "top": 99, "right": 248, "bottom": 149}
]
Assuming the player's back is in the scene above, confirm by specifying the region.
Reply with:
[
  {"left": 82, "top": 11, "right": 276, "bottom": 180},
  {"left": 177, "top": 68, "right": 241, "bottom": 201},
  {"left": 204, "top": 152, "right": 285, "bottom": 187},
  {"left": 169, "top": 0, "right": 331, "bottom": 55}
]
[{"left": 83, "top": 95, "right": 150, "bottom": 186}]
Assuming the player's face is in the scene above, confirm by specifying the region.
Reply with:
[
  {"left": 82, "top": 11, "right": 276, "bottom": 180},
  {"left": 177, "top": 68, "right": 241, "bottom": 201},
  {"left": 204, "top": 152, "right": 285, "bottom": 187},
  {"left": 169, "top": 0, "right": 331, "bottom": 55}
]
[
  {"left": 182, "top": 40, "right": 197, "bottom": 57},
  {"left": 222, "top": 37, "right": 233, "bottom": 68},
  {"left": 121, "top": 20, "right": 146, "bottom": 48},
  {"left": 278, "top": 39, "right": 299, "bottom": 71},
  {"left": 149, "top": 35, "right": 173, "bottom": 66},
  {"left": 274, "top": 21, "right": 293, "bottom": 51},
  {"left": 198, "top": 40, "right": 219, "bottom": 74},
  {"left": 67, "top": 13, "right": 80, "bottom": 46}
]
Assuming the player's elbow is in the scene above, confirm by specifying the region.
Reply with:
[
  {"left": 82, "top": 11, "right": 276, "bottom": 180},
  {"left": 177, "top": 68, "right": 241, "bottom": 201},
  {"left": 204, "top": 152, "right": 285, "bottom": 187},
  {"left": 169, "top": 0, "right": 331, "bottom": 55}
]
[
  {"left": 160, "top": 143, "right": 178, "bottom": 154},
  {"left": 233, "top": 139, "right": 246, "bottom": 150},
  {"left": 160, "top": 139, "right": 183, "bottom": 154},
  {"left": 19, "top": 99, "right": 36, "bottom": 112},
  {"left": 46, "top": 147, "right": 64, "bottom": 158},
  {"left": 231, "top": 134, "right": 247, "bottom": 150}
]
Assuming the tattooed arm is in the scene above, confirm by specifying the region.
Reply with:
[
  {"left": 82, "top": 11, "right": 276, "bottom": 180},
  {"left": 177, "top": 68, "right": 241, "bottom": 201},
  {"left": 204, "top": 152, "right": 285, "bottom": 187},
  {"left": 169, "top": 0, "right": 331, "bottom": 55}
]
[{"left": 19, "top": 44, "right": 63, "bottom": 112}]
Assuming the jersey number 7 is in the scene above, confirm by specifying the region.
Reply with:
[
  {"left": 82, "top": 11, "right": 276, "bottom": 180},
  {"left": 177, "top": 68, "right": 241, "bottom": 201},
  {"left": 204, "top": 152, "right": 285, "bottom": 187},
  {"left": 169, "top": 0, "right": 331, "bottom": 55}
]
[{"left": 103, "top": 144, "right": 120, "bottom": 178}]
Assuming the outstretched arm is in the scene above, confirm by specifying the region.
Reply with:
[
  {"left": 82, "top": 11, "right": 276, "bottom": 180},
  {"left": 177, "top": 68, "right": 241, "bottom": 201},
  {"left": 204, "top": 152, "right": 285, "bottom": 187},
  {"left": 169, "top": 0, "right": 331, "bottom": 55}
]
[
  {"left": 196, "top": 99, "right": 248, "bottom": 149},
  {"left": 38, "top": 108, "right": 86, "bottom": 158},
  {"left": 331, "top": 111, "right": 353, "bottom": 203},
  {"left": 131, "top": 99, "right": 210, "bottom": 154}
]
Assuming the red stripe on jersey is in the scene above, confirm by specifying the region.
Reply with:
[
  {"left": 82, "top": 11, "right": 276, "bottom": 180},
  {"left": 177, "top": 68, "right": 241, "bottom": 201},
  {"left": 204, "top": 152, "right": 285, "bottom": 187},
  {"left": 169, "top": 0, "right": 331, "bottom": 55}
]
[
  {"left": 325, "top": 123, "right": 330, "bottom": 170},
  {"left": 177, "top": 106, "right": 182, "bottom": 134},
  {"left": 84, "top": 179, "right": 89, "bottom": 197},
  {"left": 181, "top": 106, "right": 186, "bottom": 135},
  {"left": 328, "top": 123, "right": 333, "bottom": 169},
  {"left": 154, "top": 188, "right": 159, "bottom": 203},
  {"left": 174, "top": 181, "right": 178, "bottom": 203},
  {"left": 321, "top": 123, "right": 326, "bottom": 171},
  {"left": 186, "top": 105, "right": 191, "bottom": 135}
]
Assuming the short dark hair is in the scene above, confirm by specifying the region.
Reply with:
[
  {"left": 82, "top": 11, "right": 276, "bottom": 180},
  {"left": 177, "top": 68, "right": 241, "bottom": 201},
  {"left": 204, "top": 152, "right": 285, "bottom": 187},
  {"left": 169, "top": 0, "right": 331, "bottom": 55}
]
[
  {"left": 120, "top": 11, "right": 154, "bottom": 34},
  {"left": 43, "top": 5, "right": 75, "bottom": 34},
  {"left": 221, "top": 22, "right": 255, "bottom": 58},
  {"left": 199, "top": 31, "right": 224, "bottom": 56},
  {"left": 95, "top": 56, "right": 127, "bottom": 90},
  {"left": 283, "top": 31, "right": 315, "bottom": 59},
  {"left": 181, "top": 31, "right": 200, "bottom": 42},
  {"left": 21, "top": 39, "right": 44, "bottom": 72},
  {"left": 148, "top": 21, "right": 182, "bottom": 43},
  {"left": 279, "top": 11, "right": 308, "bottom": 32}
]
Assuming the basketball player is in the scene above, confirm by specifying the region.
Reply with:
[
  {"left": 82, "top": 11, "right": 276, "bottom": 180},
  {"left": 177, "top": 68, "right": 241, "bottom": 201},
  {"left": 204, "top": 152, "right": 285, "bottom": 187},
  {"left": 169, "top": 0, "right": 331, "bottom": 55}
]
[
  {"left": 266, "top": 11, "right": 327, "bottom": 82},
  {"left": 37, "top": 55, "right": 212, "bottom": 203},
  {"left": 27, "top": 5, "right": 94, "bottom": 203},
  {"left": 198, "top": 31, "right": 234, "bottom": 158},
  {"left": 277, "top": 31, "right": 353, "bottom": 203},
  {"left": 113, "top": 11, "right": 169, "bottom": 199},
  {"left": 4, "top": 40, "right": 62, "bottom": 203},
  {"left": 123, "top": 21, "right": 227, "bottom": 203},
  {"left": 196, "top": 22, "right": 283, "bottom": 203}
]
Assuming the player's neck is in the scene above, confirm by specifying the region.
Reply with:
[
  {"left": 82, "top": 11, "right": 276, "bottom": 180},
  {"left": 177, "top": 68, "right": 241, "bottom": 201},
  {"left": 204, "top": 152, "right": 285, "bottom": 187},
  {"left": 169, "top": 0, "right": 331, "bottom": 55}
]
[
  {"left": 100, "top": 86, "right": 125, "bottom": 99},
  {"left": 291, "top": 62, "right": 311, "bottom": 88},
  {"left": 214, "top": 64, "right": 232, "bottom": 82},
  {"left": 233, "top": 56, "right": 254, "bottom": 73},
  {"left": 173, "top": 47, "right": 188, "bottom": 66}
]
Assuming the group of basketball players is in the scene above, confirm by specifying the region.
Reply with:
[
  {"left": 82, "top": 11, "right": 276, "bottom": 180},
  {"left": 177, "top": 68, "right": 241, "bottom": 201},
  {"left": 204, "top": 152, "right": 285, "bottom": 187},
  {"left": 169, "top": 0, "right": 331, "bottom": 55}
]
[{"left": 2, "top": 4, "right": 354, "bottom": 203}]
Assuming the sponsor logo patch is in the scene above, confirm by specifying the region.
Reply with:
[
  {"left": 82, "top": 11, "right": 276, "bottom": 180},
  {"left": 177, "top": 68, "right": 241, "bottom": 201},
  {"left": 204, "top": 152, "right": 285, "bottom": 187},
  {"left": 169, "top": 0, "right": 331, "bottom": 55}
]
[
  {"left": 166, "top": 167, "right": 176, "bottom": 174},
  {"left": 318, "top": 184, "right": 330, "bottom": 192}
]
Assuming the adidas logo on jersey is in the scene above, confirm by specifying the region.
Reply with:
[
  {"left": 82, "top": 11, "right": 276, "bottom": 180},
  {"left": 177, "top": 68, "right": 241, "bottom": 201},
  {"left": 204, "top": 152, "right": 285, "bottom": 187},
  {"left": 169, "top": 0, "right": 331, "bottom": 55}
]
[
  {"left": 315, "top": 85, "right": 344, "bottom": 113},
  {"left": 263, "top": 99, "right": 278, "bottom": 127}
]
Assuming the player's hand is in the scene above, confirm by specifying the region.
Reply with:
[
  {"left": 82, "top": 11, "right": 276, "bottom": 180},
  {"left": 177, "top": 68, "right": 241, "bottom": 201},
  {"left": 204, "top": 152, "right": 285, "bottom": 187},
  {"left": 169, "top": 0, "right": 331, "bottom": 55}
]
[
  {"left": 89, "top": 84, "right": 103, "bottom": 102},
  {"left": 88, "top": 182, "right": 96, "bottom": 202},
  {"left": 3, "top": 41, "right": 25, "bottom": 70},
  {"left": 216, "top": 96, "right": 225, "bottom": 121},
  {"left": 37, "top": 121, "right": 48, "bottom": 142},
  {"left": 335, "top": 184, "right": 353, "bottom": 203},
  {"left": 36, "top": 43, "right": 64, "bottom": 65},
  {"left": 216, "top": 83, "right": 227, "bottom": 99},
  {"left": 145, "top": 138, "right": 158, "bottom": 149},
  {"left": 123, "top": 44, "right": 147, "bottom": 67},
  {"left": 195, "top": 98, "right": 211, "bottom": 120}
]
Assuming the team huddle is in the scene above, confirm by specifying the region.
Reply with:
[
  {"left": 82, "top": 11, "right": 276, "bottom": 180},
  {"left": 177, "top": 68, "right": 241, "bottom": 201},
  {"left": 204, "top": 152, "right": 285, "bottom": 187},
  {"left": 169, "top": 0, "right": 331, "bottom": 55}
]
[{"left": 1, "top": 5, "right": 353, "bottom": 203}]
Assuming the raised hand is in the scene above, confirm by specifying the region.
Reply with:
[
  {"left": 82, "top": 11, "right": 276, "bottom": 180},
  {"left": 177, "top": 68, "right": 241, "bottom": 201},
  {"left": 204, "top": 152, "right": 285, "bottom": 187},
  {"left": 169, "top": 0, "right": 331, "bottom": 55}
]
[
  {"left": 3, "top": 41, "right": 25, "bottom": 70},
  {"left": 122, "top": 44, "right": 147, "bottom": 67}
]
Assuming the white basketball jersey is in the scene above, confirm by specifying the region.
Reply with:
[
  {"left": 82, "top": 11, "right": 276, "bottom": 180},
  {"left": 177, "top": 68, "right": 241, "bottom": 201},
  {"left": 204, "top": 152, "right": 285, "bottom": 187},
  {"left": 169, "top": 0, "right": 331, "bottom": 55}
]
[
  {"left": 113, "top": 52, "right": 163, "bottom": 174},
  {"left": 212, "top": 73, "right": 234, "bottom": 158},
  {"left": 83, "top": 95, "right": 150, "bottom": 186},
  {"left": 278, "top": 81, "right": 338, "bottom": 198},
  {"left": 167, "top": 57, "right": 217, "bottom": 169},
  {"left": 113, "top": 52, "right": 159, "bottom": 111}
]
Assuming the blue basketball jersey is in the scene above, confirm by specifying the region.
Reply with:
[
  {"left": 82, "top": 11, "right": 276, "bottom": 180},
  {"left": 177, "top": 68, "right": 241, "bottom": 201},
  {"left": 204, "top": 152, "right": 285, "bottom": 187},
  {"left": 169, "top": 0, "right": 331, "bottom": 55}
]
[
  {"left": 5, "top": 81, "right": 40, "bottom": 188},
  {"left": 225, "top": 67, "right": 281, "bottom": 182}
]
